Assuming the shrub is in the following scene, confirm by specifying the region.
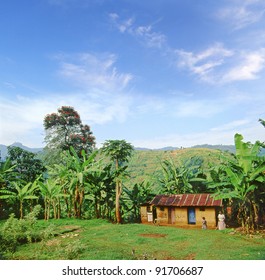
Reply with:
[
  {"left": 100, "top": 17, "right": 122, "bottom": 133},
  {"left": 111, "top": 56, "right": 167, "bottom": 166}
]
[{"left": 0, "top": 205, "right": 49, "bottom": 255}]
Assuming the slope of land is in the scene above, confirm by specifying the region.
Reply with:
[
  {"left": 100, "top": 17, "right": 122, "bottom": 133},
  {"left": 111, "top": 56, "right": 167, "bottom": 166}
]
[{"left": 126, "top": 148, "right": 233, "bottom": 190}]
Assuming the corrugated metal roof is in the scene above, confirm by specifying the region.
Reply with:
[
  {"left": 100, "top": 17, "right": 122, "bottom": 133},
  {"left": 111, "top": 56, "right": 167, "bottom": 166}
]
[{"left": 150, "top": 193, "right": 222, "bottom": 207}]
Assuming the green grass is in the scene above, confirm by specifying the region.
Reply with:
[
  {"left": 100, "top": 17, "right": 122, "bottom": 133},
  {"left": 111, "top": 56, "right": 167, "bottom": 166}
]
[{"left": 1, "top": 219, "right": 264, "bottom": 260}]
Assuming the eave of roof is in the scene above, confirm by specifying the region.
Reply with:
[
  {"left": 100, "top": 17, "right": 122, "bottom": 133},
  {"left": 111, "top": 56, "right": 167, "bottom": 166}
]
[{"left": 150, "top": 193, "right": 222, "bottom": 207}]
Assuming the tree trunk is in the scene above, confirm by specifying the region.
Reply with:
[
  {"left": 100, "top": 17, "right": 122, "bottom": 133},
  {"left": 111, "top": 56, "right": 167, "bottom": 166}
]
[
  {"left": 44, "top": 198, "right": 47, "bottom": 220},
  {"left": 53, "top": 200, "right": 57, "bottom": 219},
  {"left": 58, "top": 199, "right": 61, "bottom": 219},
  {"left": 20, "top": 201, "right": 23, "bottom": 219},
  {"left": 115, "top": 179, "right": 122, "bottom": 223},
  {"left": 115, "top": 158, "right": 122, "bottom": 223},
  {"left": 47, "top": 201, "right": 50, "bottom": 221}
]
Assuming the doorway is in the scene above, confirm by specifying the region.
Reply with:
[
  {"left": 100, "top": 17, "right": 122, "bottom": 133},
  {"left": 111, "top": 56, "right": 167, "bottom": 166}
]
[
  {"left": 168, "top": 207, "right": 176, "bottom": 224},
  {"left": 188, "top": 207, "right": 196, "bottom": 224}
]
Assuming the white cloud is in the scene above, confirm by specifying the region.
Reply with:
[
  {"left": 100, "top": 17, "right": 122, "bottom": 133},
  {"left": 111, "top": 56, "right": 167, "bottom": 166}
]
[
  {"left": 176, "top": 44, "right": 265, "bottom": 84},
  {"left": 174, "top": 99, "right": 224, "bottom": 118},
  {"left": 217, "top": 0, "right": 265, "bottom": 30},
  {"left": 221, "top": 49, "right": 265, "bottom": 82},
  {"left": 176, "top": 43, "right": 234, "bottom": 83},
  {"left": 57, "top": 52, "right": 133, "bottom": 91},
  {"left": 0, "top": 90, "right": 132, "bottom": 147},
  {"left": 109, "top": 14, "right": 166, "bottom": 49},
  {"left": 109, "top": 13, "right": 134, "bottom": 33},
  {"left": 211, "top": 119, "right": 250, "bottom": 132},
  {"left": 0, "top": 96, "right": 53, "bottom": 147},
  {"left": 0, "top": 52, "right": 134, "bottom": 147}
]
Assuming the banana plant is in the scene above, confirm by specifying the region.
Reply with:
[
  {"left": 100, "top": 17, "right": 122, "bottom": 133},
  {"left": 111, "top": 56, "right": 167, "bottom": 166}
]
[
  {"left": 158, "top": 157, "right": 206, "bottom": 194},
  {"left": 66, "top": 147, "right": 98, "bottom": 218},
  {"left": 48, "top": 160, "right": 72, "bottom": 218},
  {"left": 0, "top": 158, "right": 16, "bottom": 188},
  {"left": 212, "top": 134, "right": 265, "bottom": 230},
  {"left": 38, "top": 179, "right": 65, "bottom": 220},
  {"left": 123, "top": 181, "right": 154, "bottom": 222},
  {"left": 0, "top": 180, "right": 38, "bottom": 219}
]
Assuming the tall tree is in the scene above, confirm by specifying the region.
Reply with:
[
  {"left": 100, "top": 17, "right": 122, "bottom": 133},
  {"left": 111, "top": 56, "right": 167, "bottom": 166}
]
[
  {"left": 44, "top": 106, "right": 96, "bottom": 157},
  {"left": 101, "top": 140, "right": 134, "bottom": 223},
  {"left": 7, "top": 146, "right": 45, "bottom": 183}
]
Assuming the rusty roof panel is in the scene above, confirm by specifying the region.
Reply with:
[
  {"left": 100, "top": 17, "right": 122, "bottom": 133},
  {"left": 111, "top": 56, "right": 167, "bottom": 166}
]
[
  {"left": 160, "top": 196, "right": 169, "bottom": 205},
  {"left": 172, "top": 195, "right": 182, "bottom": 206},
  {"left": 212, "top": 198, "right": 222, "bottom": 207},
  {"left": 192, "top": 194, "right": 200, "bottom": 205},
  {"left": 198, "top": 194, "right": 207, "bottom": 206},
  {"left": 150, "top": 193, "right": 222, "bottom": 207},
  {"left": 151, "top": 195, "right": 163, "bottom": 205},
  {"left": 167, "top": 195, "right": 176, "bottom": 205},
  {"left": 183, "top": 194, "right": 193, "bottom": 206}
]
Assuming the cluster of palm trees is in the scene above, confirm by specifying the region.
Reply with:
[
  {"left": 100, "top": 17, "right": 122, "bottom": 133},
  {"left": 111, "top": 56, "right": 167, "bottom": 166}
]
[{"left": 0, "top": 140, "right": 150, "bottom": 223}]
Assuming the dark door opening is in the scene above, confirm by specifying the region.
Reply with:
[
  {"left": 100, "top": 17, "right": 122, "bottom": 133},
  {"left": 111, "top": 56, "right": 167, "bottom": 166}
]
[{"left": 188, "top": 207, "right": 196, "bottom": 224}]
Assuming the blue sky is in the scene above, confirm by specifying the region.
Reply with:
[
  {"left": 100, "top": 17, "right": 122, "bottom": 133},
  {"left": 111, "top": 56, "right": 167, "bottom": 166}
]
[{"left": 0, "top": 0, "right": 265, "bottom": 148}]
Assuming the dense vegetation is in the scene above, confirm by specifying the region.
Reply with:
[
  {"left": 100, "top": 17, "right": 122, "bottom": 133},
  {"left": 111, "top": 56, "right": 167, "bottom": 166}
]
[{"left": 0, "top": 107, "right": 265, "bottom": 259}]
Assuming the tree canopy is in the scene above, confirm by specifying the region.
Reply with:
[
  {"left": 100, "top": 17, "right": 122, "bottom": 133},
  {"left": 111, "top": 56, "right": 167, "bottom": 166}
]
[{"left": 44, "top": 106, "right": 96, "bottom": 156}]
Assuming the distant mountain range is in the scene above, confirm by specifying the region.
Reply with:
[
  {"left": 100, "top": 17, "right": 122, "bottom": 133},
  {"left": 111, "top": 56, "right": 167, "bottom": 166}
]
[
  {"left": 0, "top": 142, "right": 43, "bottom": 160},
  {"left": 0, "top": 142, "right": 236, "bottom": 161},
  {"left": 135, "top": 144, "right": 236, "bottom": 153}
]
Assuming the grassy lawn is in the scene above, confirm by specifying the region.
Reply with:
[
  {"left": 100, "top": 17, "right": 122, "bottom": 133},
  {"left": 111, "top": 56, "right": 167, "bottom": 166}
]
[{"left": 1, "top": 219, "right": 265, "bottom": 260}]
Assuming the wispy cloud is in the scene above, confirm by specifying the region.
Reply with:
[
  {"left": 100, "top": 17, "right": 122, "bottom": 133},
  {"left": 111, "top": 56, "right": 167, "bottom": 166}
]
[
  {"left": 216, "top": 0, "right": 265, "bottom": 30},
  {"left": 0, "top": 52, "right": 134, "bottom": 147},
  {"left": 176, "top": 43, "right": 234, "bottom": 83},
  {"left": 109, "top": 13, "right": 167, "bottom": 48},
  {"left": 0, "top": 96, "right": 53, "bottom": 147},
  {"left": 176, "top": 44, "right": 265, "bottom": 84},
  {"left": 211, "top": 119, "right": 250, "bottom": 132},
  {"left": 56, "top": 52, "right": 133, "bottom": 91},
  {"left": 55, "top": 52, "right": 134, "bottom": 124},
  {"left": 221, "top": 49, "right": 265, "bottom": 82},
  {"left": 109, "top": 10, "right": 265, "bottom": 85},
  {"left": 109, "top": 13, "right": 134, "bottom": 33},
  {"left": 174, "top": 99, "right": 225, "bottom": 118}
]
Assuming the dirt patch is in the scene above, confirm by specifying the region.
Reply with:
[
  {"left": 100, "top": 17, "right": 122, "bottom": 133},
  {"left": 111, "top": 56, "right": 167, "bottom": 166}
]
[
  {"left": 59, "top": 225, "right": 81, "bottom": 232},
  {"left": 183, "top": 253, "right": 196, "bottom": 260},
  {"left": 139, "top": 233, "right": 167, "bottom": 238}
]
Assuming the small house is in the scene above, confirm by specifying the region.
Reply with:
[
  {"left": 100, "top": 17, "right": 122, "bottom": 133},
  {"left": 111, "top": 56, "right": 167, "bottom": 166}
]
[{"left": 140, "top": 193, "right": 222, "bottom": 228}]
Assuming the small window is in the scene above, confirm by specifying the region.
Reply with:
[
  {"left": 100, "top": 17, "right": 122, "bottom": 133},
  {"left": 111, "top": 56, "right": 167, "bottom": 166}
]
[
  {"left": 160, "top": 207, "right": 165, "bottom": 211},
  {"left": 199, "top": 207, "right": 205, "bottom": 211},
  {"left": 147, "top": 206, "right": 152, "bottom": 212}
]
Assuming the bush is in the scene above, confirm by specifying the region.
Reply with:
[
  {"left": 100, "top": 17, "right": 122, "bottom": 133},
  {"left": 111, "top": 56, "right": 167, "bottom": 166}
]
[{"left": 0, "top": 205, "right": 49, "bottom": 255}]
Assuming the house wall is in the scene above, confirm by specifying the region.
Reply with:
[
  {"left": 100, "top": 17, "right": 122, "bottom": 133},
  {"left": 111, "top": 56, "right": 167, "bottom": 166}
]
[
  {"left": 140, "top": 206, "right": 153, "bottom": 223},
  {"left": 141, "top": 206, "right": 218, "bottom": 228},
  {"left": 195, "top": 207, "right": 217, "bottom": 228}
]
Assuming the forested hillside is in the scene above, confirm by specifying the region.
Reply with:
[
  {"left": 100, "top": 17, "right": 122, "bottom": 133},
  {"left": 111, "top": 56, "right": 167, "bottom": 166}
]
[{"left": 125, "top": 148, "right": 233, "bottom": 191}]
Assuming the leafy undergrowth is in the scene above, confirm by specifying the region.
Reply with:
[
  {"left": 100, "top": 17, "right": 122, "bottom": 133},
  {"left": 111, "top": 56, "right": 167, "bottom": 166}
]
[{"left": 1, "top": 218, "right": 264, "bottom": 260}]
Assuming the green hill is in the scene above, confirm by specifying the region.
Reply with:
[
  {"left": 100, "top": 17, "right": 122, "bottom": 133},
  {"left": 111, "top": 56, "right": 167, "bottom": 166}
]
[{"left": 125, "top": 147, "right": 233, "bottom": 191}]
